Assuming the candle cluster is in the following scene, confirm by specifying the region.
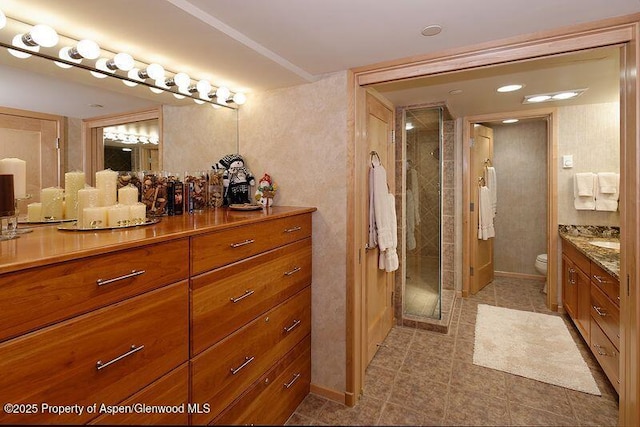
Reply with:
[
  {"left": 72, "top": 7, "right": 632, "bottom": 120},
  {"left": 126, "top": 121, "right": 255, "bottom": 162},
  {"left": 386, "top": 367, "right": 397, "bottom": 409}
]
[
  {"left": 0, "top": 158, "right": 26, "bottom": 199},
  {"left": 26, "top": 169, "right": 146, "bottom": 228}
]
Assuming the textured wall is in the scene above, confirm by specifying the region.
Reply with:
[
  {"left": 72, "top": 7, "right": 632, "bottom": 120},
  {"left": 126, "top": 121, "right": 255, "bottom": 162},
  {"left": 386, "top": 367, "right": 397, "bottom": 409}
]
[
  {"left": 65, "top": 117, "right": 83, "bottom": 173},
  {"left": 493, "top": 121, "right": 548, "bottom": 275},
  {"left": 163, "top": 104, "right": 238, "bottom": 173},
  {"left": 558, "top": 102, "right": 620, "bottom": 226},
  {"left": 237, "top": 72, "right": 349, "bottom": 393}
]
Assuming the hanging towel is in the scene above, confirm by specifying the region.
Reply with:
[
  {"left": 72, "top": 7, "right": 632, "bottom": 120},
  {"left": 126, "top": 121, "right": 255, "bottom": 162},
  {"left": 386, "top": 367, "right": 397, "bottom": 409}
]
[
  {"left": 369, "top": 157, "right": 399, "bottom": 272},
  {"left": 597, "top": 172, "right": 618, "bottom": 194},
  {"left": 574, "top": 173, "right": 596, "bottom": 210},
  {"left": 368, "top": 164, "right": 378, "bottom": 249},
  {"left": 595, "top": 173, "right": 620, "bottom": 212},
  {"left": 478, "top": 186, "right": 495, "bottom": 240},
  {"left": 486, "top": 166, "right": 497, "bottom": 217}
]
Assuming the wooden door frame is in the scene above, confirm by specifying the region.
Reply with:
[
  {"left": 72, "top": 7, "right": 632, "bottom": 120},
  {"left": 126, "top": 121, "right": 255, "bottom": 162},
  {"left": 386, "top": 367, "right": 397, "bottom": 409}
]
[
  {"left": 462, "top": 108, "right": 558, "bottom": 311},
  {"left": 348, "top": 14, "right": 639, "bottom": 423}
]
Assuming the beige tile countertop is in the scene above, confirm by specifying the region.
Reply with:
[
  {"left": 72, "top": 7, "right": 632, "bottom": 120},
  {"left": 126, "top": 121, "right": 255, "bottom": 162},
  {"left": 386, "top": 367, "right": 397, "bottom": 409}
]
[{"left": 559, "top": 225, "right": 620, "bottom": 279}]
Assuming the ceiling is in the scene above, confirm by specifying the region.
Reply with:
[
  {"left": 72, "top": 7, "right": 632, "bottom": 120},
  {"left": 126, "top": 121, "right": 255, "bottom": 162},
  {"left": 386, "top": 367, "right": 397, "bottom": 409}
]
[{"left": 0, "top": 0, "right": 637, "bottom": 118}]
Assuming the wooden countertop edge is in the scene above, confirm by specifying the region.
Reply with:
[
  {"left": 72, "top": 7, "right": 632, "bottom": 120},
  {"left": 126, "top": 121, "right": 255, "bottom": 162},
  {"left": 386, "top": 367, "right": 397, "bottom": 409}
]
[{"left": 0, "top": 206, "right": 317, "bottom": 275}]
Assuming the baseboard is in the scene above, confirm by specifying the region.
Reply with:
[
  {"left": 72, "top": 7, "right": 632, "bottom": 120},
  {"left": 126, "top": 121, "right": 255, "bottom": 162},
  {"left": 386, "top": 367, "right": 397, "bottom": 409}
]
[
  {"left": 494, "top": 271, "right": 546, "bottom": 281},
  {"left": 310, "top": 383, "right": 346, "bottom": 405}
]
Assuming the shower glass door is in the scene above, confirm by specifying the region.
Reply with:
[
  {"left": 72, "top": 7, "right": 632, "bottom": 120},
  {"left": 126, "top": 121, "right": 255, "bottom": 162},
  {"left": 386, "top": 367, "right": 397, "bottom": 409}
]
[{"left": 404, "top": 106, "right": 442, "bottom": 319}]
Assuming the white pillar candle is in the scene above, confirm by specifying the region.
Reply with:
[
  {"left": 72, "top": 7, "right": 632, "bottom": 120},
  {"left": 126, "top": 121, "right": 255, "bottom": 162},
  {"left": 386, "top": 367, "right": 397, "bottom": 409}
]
[
  {"left": 27, "top": 202, "right": 42, "bottom": 222},
  {"left": 129, "top": 203, "right": 147, "bottom": 224},
  {"left": 82, "top": 206, "right": 107, "bottom": 229},
  {"left": 40, "top": 187, "right": 64, "bottom": 220},
  {"left": 0, "top": 158, "right": 26, "bottom": 199},
  {"left": 95, "top": 169, "right": 118, "bottom": 207},
  {"left": 77, "top": 187, "right": 100, "bottom": 228},
  {"left": 107, "top": 204, "right": 130, "bottom": 227},
  {"left": 64, "top": 171, "right": 86, "bottom": 219},
  {"left": 118, "top": 184, "right": 139, "bottom": 206}
]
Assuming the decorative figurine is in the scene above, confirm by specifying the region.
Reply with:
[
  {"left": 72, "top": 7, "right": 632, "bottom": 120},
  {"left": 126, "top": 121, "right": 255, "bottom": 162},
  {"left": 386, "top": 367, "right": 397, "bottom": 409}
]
[
  {"left": 254, "top": 173, "right": 277, "bottom": 208},
  {"left": 212, "top": 154, "right": 255, "bottom": 205}
]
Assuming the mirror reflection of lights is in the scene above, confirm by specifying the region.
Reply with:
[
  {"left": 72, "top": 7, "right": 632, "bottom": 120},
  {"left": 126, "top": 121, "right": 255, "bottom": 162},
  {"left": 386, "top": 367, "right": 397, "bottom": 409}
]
[{"left": 104, "top": 132, "right": 159, "bottom": 145}]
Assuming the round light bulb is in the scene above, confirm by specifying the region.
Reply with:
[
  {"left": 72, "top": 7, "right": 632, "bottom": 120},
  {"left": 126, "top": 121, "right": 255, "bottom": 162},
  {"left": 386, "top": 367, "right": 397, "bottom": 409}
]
[
  {"left": 55, "top": 47, "right": 80, "bottom": 68},
  {"left": 232, "top": 92, "right": 247, "bottom": 105},
  {"left": 30, "top": 24, "right": 59, "bottom": 47},
  {"left": 94, "top": 58, "right": 114, "bottom": 74},
  {"left": 216, "top": 86, "right": 230, "bottom": 102},
  {"left": 113, "top": 52, "right": 134, "bottom": 71},
  {"left": 0, "top": 9, "right": 7, "bottom": 30},
  {"left": 196, "top": 80, "right": 212, "bottom": 96},
  {"left": 173, "top": 93, "right": 186, "bottom": 99},
  {"left": 123, "top": 68, "right": 141, "bottom": 87},
  {"left": 76, "top": 39, "right": 100, "bottom": 59},
  {"left": 9, "top": 34, "right": 38, "bottom": 58},
  {"left": 173, "top": 72, "right": 190, "bottom": 88},
  {"left": 211, "top": 103, "right": 221, "bottom": 109},
  {"left": 146, "top": 63, "right": 165, "bottom": 80},
  {"left": 193, "top": 99, "right": 205, "bottom": 105}
]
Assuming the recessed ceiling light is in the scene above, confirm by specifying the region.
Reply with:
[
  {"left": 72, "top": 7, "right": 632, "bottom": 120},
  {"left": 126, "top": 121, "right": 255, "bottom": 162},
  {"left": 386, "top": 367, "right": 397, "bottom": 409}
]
[
  {"left": 502, "top": 119, "right": 519, "bottom": 124},
  {"left": 421, "top": 24, "right": 442, "bottom": 37},
  {"left": 524, "top": 88, "right": 587, "bottom": 104},
  {"left": 497, "top": 84, "right": 524, "bottom": 93},
  {"left": 527, "top": 95, "right": 552, "bottom": 103},
  {"left": 449, "top": 89, "right": 463, "bottom": 95},
  {"left": 552, "top": 91, "right": 579, "bottom": 100}
]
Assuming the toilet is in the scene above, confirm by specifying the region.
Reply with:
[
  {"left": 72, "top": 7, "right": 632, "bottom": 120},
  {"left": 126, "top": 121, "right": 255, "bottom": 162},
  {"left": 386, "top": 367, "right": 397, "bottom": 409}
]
[{"left": 535, "top": 254, "right": 548, "bottom": 293}]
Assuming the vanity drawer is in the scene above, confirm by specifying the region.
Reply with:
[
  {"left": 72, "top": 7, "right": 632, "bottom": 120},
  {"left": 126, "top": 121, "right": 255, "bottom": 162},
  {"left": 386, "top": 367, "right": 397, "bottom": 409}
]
[
  {"left": 191, "top": 286, "right": 311, "bottom": 424},
  {"left": 591, "top": 283, "right": 620, "bottom": 350},
  {"left": 191, "top": 213, "right": 312, "bottom": 275},
  {"left": 0, "top": 238, "right": 189, "bottom": 343},
  {"left": 191, "top": 238, "right": 312, "bottom": 354},
  {"left": 89, "top": 363, "right": 189, "bottom": 425},
  {"left": 590, "top": 321, "right": 620, "bottom": 393},
  {"left": 590, "top": 262, "right": 619, "bottom": 306},
  {"left": 212, "top": 335, "right": 311, "bottom": 426},
  {"left": 0, "top": 282, "right": 189, "bottom": 425},
  {"left": 561, "top": 241, "right": 590, "bottom": 275}
]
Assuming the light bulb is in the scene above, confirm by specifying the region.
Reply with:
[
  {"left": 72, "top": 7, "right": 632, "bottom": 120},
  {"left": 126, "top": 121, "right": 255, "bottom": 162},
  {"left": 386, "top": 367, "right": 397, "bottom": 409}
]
[
  {"left": 123, "top": 68, "right": 141, "bottom": 87},
  {"left": 173, "top": 72, "right": 190, "bottom": 88},
  {"left": 110, "top": 52, "right": 134, "bottom": 71},
  {"left": 193, "top": 99, "right": 205, "bottom": 105},
  {"left": 196, "top": 80, "right": 212, "bottom": 96},
  {"left": 211, "top": 103, "right": 221, "bottom": 109},
  {"left": 150, "top": 78, "right": 169, "bottom": 93},
  {"left": 70, "top": 39, "right": 100, "bottom": 60},
  {"left": 9, "top": 34, "right": 39, "bottom": 58},
  {"left": 90, "top": 58, "right": 114, "bottom": 78},
  {"left": 173, "top": 93, "right": 186, "bottom": 99},
  {"left": 55, "top": 47, "right": 80, "bottom": 68},
  {"left": 232, "top": 92, "right": 247, "bottom": 105},
  {"left": 25, "top": 24, "right": 59, "bottom": 47},
  {"left": 145, "top": 63, "right": 165, "bottom": 80},
  {"left": 527, "top": 95, "right": 551, "bottom": 103},
  {"left": 0, "top": 9, "right": 6, "bottom": 30},
  {"left": 216, "top": 86, "right": 230, "bottom": 102}
]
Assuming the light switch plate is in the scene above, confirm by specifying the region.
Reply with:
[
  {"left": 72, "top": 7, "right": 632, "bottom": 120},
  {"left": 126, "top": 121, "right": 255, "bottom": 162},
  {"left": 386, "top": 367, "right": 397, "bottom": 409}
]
[{"left": 562, "top": 155, "right": 573, "bottom": 168}]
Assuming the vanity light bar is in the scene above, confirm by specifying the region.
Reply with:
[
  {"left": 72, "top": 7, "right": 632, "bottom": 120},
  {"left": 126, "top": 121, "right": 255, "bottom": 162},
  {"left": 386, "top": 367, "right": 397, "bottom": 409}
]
[{"left": 0, "top": 10, "right": 246, "bottom": 109}]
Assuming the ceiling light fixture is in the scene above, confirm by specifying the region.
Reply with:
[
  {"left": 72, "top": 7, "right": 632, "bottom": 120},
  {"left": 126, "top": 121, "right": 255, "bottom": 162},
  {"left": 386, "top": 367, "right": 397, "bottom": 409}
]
[
  {"left": 523, "top": 88, "right": 587, "bottom": 104},
  {"left": 497, "top": 84, "right": 524, "bottom": 93},
  {"left": 421, "top": 24, "right": 442, "bottom": 37},
  {"left": 502, "top": 119, "right": 519, "bottom": 124},
  {"left": 0, "top": 9, "right": 246, "bottom": 109}
]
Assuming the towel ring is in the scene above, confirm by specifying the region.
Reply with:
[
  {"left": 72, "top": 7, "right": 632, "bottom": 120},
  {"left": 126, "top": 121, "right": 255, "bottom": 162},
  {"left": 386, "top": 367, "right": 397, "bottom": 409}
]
[
  {"left": 478, "top": 176, "right": 486, "bottom": 187},
  {"left": 484, "top": 158, "right": 492, "bottom": 166}
]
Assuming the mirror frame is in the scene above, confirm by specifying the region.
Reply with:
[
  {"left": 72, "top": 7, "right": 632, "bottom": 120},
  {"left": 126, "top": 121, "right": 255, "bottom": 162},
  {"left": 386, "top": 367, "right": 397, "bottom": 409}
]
[{"left": 82, "top": 107, "right": 162, "bottom": 185}]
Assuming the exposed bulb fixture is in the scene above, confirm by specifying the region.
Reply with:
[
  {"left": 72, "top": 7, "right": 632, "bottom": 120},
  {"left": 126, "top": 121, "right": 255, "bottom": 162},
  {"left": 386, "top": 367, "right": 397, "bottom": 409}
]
[
  {"left": 9, "top": 34, "right": 39, "bottom": 58},
  {"left": 124, "top": 68, "right": 142, "bottom": 86},
  {"left": 173, "top": 72, "right": 191, "bottom": 90},
  {"left": 22, "top": 24, "right": 59, "bottom": 47},
  {"left": 497, "top": 84, "right": 524, "bottom": 93},
  {"left": 138, "top": 63, "right": 165, "bottom": 80},
  {"left": 0, "top": 9, "right": 6, "bottom": 30},
  {"left": 196, "top": 80, "right": 212, "bottom": 98},
  {"left": 193, "top": 99, "right": 205, "bottom": 105},
  {"left": 106, "top": 52, "right": 135, "bottom": 71},
  {"left": 55, "top": 46, "right": 81, "bottom": 68},
  {"left": 232, "top": 92, "right": 247, "bottom": 105},
  {"left": 216, "top": 86, "right": 231, "bottom": 102},
  {"left": 68, "top": 39, "right": 100, "bottom": 60},
  {"left": 90, "top": 58, "right": 113, "bottom": 78}
]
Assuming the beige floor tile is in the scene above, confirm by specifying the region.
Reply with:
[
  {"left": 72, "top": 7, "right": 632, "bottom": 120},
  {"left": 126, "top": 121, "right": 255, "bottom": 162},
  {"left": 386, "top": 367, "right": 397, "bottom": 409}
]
[
  {"left": 509, "top": 403, "right": 580, "bottom": 426},
  {"left": 452, "top": 337, "right": 475, "bottom": 363},
  {"left": 399, "top": 350, "right": 452, "bottom": 386},
  {"left": 294, "top": 393, "right": 329, "bottom": 419},
  {"left": 317, "top": 395, "right": 383, "bottom": 426},
  {"left": 376, "top": 401, "right": 427, "bottom": 426},
  {"left": 450, "top": 359, "right": 507, "bottom": 397},
  {"left": 410, "top": 330, "right": 455, "bottom": 358},
  {"left": 455, "top": 322, "right": 475, "bottom": 342},
  {"left": 285, "top": 412, "right": 317, "bottom": 426},
  {"left": 370, "top": 344, "right": 408, "bottom": 371},
  {"left": 363, "top": 364, "right": 397, "bottom": 400},
  {"left": 506, "top": 375, "right": 574, "bottom": 416},
  {"left": 388, "top": 372, "right": 448, "bottom": 417},
  {"left": 444, "top": 388, "right": 510, "bottom": 426}
]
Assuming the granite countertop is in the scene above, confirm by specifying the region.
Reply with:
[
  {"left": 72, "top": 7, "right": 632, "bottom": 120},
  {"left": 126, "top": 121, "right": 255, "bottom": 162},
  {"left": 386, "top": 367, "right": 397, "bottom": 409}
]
[{"left": 558, "top": 225, "right": 620, "bottom": 279}]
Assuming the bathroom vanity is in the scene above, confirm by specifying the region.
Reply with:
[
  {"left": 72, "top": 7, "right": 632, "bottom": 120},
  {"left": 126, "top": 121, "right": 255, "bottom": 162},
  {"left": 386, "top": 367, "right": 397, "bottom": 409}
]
[
  {"left": 560, "top": 227, "right": 620, "bottom": 393},
  {"left": 0, "top": 206, "right": 315, "bottom": 425}
]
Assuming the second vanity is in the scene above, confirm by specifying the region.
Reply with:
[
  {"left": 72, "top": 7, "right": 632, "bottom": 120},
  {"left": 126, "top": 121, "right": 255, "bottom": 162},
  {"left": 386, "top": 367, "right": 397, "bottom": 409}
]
[{"left": 559, "top": 225, "right": 620, "bottom": 393}]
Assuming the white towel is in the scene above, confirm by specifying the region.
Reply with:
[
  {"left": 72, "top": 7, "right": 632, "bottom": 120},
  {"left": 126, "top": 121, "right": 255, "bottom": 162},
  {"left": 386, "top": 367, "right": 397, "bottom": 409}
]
[
  {"left": 486, "top": 166, "right": 497, "bottom": 217},
  {"left": 597, "top": 172, "right": 618, "bottom": 194},
  {"left": 369, "top": 159, "right": 399, "bottom": 272},
  {"left": 574, "top": 173, "right": 595, "bottom": 197},
  {"left": 595, "top": 173, "right": 620, "bottom": 212},
  {"left": 379, "top": 193, "right": 399, "bottom": 272},
  {"left": 478, "top": 186, "right": 495, "bottom": 240},
  {"left": 574, "top": 173, "right": 596, "bottom": 210}
]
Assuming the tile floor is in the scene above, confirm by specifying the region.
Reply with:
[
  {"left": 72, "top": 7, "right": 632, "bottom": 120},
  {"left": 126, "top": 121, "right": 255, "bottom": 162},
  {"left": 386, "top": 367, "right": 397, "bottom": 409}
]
[{"left": 287, "top": 276, "right": 619, "bottom": 426}]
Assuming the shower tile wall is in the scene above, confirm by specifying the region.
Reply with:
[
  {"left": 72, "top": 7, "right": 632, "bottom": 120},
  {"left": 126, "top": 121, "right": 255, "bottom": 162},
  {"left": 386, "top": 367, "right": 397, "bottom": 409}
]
[{"left": 441, "top": 120, "right": 454, "bottom": 290}]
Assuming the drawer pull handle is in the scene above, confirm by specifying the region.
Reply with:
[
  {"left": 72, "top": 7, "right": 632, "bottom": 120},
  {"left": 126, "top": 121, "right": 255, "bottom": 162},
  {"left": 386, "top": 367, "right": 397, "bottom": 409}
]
[
  {"left": 231, "top": 356, "right": 255, "bottom": 375},
  {"left": 593, "top": 275, "right": 607, "bottom": 284},
  {"left": 284, "top": 266, "right": 301, "bottom": 276},
  {"left": 230, "top": 290, "right": 255, "bottom": 303},
  {"left": 284, "top": 373, "right": 301, "bottom": 389},
  {"left": 593, "top": 306, "right": 607, "bottom": 317},
  {"left": 96, "top": 344, "right": 145, "bottom": 371},
  {"left": 593, "top": 343, "right": 612, "bottom": 357},
  {"left": 96, "top": 269, "right": 146, "bottom": 286},
  {"left": 230, "top": 239, "right": 255, "bottom": 248},
  {"left": 283, "top": 319, "right": 301, "bottom": 333},
  {"left": 284, "top": 226, "right": 302, "bottom": 233}
]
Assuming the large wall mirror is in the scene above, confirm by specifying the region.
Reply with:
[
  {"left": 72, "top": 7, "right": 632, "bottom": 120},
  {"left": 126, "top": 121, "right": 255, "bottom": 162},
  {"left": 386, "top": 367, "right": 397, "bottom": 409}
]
[{"left": 0, "top": 45, "right": 239, "bottom": 195}]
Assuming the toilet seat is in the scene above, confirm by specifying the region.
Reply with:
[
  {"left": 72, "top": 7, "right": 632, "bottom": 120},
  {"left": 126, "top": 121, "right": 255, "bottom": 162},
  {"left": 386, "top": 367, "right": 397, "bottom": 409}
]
[{"left": 536, "top": 254, "right": 547, "bottom": 264}]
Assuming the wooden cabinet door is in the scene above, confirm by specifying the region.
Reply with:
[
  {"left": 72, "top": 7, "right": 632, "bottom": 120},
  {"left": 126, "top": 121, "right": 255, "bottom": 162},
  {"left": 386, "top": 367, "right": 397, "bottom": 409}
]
[
  {"left": 575, "top": 265, "right": 591, "bottom": 342},
  {"left": 562, "top": 254, "right": 578, "bottom": 319}
]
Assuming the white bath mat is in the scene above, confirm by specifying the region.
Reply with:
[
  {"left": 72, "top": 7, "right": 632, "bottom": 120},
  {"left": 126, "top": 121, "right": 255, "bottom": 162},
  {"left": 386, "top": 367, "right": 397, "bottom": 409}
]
[{"left": 473, "top": 304, "right": 601, "bottom": 395}]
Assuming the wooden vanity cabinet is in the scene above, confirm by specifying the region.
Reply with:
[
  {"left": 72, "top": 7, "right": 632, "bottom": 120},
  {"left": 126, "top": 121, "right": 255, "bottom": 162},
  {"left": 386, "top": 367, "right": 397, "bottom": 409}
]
[{"left": 561, "top": 245, "right": 591, "bottom": 341}]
